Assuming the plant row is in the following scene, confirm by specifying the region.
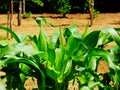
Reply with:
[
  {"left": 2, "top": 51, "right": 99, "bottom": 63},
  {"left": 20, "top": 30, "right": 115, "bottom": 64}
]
[{"left": 0, "top": 18, "right": 120, "bottom": 90}]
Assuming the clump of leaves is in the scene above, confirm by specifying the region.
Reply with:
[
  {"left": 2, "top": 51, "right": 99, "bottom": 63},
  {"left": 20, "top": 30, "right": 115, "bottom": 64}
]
[
  {"left": 22, "top": 11, "right": 32, "bottom": 19},
  {"left": 57, "top": 0, "right": 71, "bottom": 17},
  {"left": 0, "top": 18, "right": 120, "bottom": 90}
]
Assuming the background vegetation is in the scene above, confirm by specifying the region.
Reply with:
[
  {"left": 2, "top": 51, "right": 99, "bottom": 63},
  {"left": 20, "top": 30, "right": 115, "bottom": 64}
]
[{"left": 0, "top": 0, "right": 120, "bottom": 14}]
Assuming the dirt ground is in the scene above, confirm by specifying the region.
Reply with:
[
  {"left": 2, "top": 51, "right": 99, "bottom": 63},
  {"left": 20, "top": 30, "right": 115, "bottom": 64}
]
[
  {"left": 0, "top": 13, "right": 120, "bottom": 90},
  {"left": 0, "top": 13, "right": 120, "bottom": 36}
]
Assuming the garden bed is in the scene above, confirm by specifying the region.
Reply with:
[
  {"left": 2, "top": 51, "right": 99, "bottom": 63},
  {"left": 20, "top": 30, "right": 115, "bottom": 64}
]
[{"left": 0, "top": 13, "right": 120, "bottom": 90}]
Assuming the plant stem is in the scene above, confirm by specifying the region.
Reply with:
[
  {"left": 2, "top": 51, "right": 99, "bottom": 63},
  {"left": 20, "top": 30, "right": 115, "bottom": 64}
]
[{"left": 56, "top": 82, "right": 68, "bottom": 90}]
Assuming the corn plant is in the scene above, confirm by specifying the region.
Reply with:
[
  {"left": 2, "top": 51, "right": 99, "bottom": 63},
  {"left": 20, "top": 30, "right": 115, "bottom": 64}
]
[{"left": 0, "top": 18, "right": 120, "bottom": 90}]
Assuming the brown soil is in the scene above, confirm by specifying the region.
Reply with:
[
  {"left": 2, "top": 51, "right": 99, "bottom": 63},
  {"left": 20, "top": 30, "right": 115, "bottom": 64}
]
[
  {"left": 0, "top": 13, "right": 120, "bottom": 90},
  {"left": 0, "top": 13, "right": 120, "bottom": 36}
]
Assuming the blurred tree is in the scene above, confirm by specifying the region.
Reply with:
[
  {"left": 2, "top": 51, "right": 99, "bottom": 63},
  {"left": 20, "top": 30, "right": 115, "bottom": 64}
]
[
  {"left": 58, "top": 0, "right": 71, "bottom": 17},
  {"left": 88, "top": 0, "right": 94, "bottom": 26},
  {"left": 7, "top": 0, "right": 13, "bottom": 38},
  {"left": 31, "top": 0, "right": 44, "bottom": 7},
  {"left": 22, "top": 0, "right": 25, "bottom": 13},
  {"left": 0, "top": 0, "right": 7, "bottom": 13},
  {"left": 18, "top": 0, "right": 22, "bottom": 26}
]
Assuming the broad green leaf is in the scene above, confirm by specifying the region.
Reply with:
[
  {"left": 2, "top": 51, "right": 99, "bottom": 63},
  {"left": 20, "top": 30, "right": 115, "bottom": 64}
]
[
  {"left": 48, "top": 29, "right": 60, "bottom": 49},
  {"left": 54, "top": 48, "right": 63, "bottom": 71},
  {"left": 38, "top": 28, "right": 48, "bottom": 51},
  {"left": 65, "top": 35, "right": 82, "bottom": 56},
  {"left": 59, "top": 27, "right": 64, "bottom": 52},
  {"left": 19, "top": 63, "right": 32, "bottom": 75},
  {"left": 84, "top": 30, "right": 100, "bottom": 48},
  {"left": 63, "top": 24, "right": 82, "bottom": 40},
  {"left": 46, "top": 62, "right": 60, "bottom": 82},
  {"left": 97, "top": 31, "right": 112, "bottom": 46},
  {"left": 90, "top": 49, "right": 120, "bottom": 70},
  {"left": 13, "top": 43, "right": 39, "bottom": 56},
  {"left": 17, "top": 33, "right": 28, "bottom": 43},
  {"left": 88, "top": 81, "right": 103, "bottom": 89},
  {"left": 109, "top": 46, "right": 120, "bottom": 64},
  {"left": 73, "top": 31, "right": 100, "bottom": 62},
  {"left": 58, "top": 59, "right": 73, "bottom": 83},
  {"left": 101, "top": 27, "right": 120, "bottom": 46},
  {"left": 36, "top": 17, "right": 50, "bottom": 51},
  {"left": 63, "top": 59, "right": 72, "bottom": 75},
  {"left": 0, "top": 43, "right": 39, "bottom": 58},
  {"left": 36, "top": 17, "right": 54, "bottom": 28},
  {"left": 47, "top": 48, "right": 55, "bottom": 64},
  {"left": 29, "top": 35, "right": 38, "bottom": 46},
  {"left": 88, "top": 56, "right": 97, "bottom": 70}
]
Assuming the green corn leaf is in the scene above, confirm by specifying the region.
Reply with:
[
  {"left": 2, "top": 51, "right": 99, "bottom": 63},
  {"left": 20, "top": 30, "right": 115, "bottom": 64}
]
[
  {"left": 36, "top": 17, "right": 50, "bottom": 51},
  {"left": 88, "top": 81, "right": 103, "bottom": 89},
  {"left": 77, "top": 73, "right": 87, "bottom": 85},
  {"left": 113, "top": 70, "right": 120, "bottom": 90},
  {"left": 20, "top": 73, "right": 27, "bottom": 84},
  {"left": 46, "top": 48, "right": 63, "bottom": 83},
  {"left": 82, "top": 22, "right": 89, "bottom": 38},
  {"left": 48, "top": 29, "right": 60, "bottom": 49},
  {"left": 0, "top": 43, "right": 39, "bottom": 58},
  {"left": 109, "top": 46, "right": 120, "bottom": 63},
  {"left": 29, "top": 35, "right": 38, "bottom": 46},
  {"left": 63, "top": 24, "right": 82, "bottom": 40},
  {"left": 0, "top": 40, "right": 8, "bottom": 48},
  {"left": 97, "top": 31, "right": 112, "bottom": 46},
  {"left": 114, "top": 28, "right": 120, "bottom": 32},
  {"left": 0, "top": 26, "right": 20, "bottom": 43},
  {"left": 47, "top": 48, "right": 55, "bottom": 64},
  {"left": 87, "top": 56, "right": 97, "bottom": 70},
  {"left": 46, "top": 62, "right": 60, "bottom": 82},
  {"left": 65, "top": 35, "right": 82, "bottom": 56},
  {"left": 73, "top": 30, "right": 100, "bottom": 62},
  {"left": 64, "top": 24, "right": 83, "bottom": 57},
  {"left": 90, "top": 48, "right": 120, "bottom": 70},
  {"left": 101, "top": 27, "right": 120, "bottom": 46},
  {"left": 54, "top": 48, "right": 63, "bottom": 71},
  {"left": 63, "top": 59, "right": 72, "bottom": 76},
  {"left": 59, "top": 26, "right": 64, "bottom": 52},
  {"left": 38, "top": 28, "right": 48, "bottom": 51},
  {"left": 36, "top": 17, "right": 54, "bottom": 28},
  {"left": 0, "top": 57, "right": 46, "bottom": 90},
  {"left": 17, "top": 33, "right": 28, "bottom": 43},
  {"left": 84, "top": 30, "right": 100, "bottom": 49},
  {"left": 19, "top": 63, "right": 32, "bottom": 75}
]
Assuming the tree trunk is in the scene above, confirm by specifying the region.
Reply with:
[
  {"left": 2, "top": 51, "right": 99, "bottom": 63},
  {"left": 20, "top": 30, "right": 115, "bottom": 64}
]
[
  {"left": 18, "top": 0, "right": 22, "bottom": 26},
  {"left": 7, "top": 0, "right": 13, "bottom": 38},
  {"left": 89, "top": 0, "right": 94, "bottom": 27},
  {"left": 22, "top": 0, "right": 25, "bottom": 14}
]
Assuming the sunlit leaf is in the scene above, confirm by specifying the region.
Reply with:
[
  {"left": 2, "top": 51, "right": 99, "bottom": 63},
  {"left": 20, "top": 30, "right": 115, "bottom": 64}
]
[{"left": 0, "top": 26, "right": 20, "bottom": 43}]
